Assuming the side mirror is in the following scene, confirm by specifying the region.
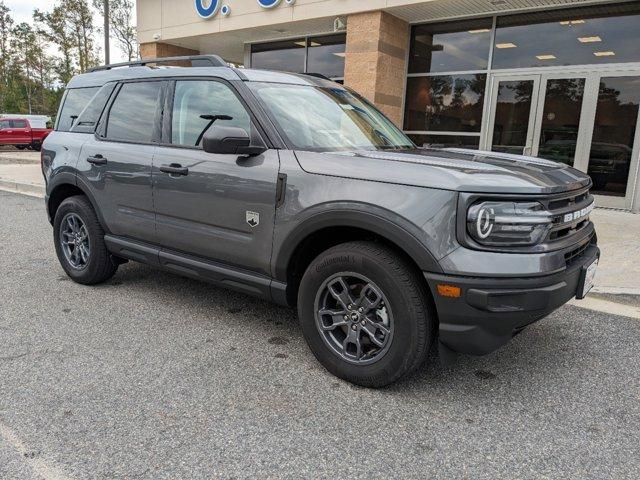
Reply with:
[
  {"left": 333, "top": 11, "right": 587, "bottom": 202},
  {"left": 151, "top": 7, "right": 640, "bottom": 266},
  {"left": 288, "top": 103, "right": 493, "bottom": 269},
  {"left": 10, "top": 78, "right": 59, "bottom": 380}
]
[{"left": 202, "top": 125, "right": 266, "bottom": 156}]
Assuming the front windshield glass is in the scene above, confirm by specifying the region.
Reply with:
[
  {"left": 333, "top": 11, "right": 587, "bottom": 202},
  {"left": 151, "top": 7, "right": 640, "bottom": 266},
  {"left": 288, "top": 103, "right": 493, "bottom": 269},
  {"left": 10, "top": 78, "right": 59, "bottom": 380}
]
[{"left": 249, "top": 83, "right": 414, "bottom": 152}]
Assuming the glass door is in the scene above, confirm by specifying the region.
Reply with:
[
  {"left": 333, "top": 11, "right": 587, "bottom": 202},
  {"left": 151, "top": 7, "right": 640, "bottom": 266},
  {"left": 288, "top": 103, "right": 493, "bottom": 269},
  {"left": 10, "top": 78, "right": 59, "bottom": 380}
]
[
  {"left": 531, "top": 75, "right": 588, "bottom": 166},
  {"left": 486, "top": 75, "right": 540, "bottom": 155},
  {"left": 582, "top": 73, "right": 640, "bottom": 209}
]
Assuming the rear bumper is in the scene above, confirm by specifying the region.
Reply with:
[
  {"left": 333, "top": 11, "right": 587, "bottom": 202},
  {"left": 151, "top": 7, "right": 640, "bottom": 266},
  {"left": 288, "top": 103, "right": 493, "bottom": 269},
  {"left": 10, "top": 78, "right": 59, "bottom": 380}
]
[{"left": 424, "top": 245, "right": 600, "bottom": 355}]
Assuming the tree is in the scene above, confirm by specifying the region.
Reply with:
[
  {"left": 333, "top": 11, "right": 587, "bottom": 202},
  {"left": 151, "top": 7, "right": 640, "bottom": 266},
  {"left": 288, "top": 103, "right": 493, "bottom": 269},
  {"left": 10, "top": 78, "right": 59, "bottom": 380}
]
[
  {"left": 0, "top": 1, "right": 14, "bottom": 109},
  {"left": 93, "top": 0, "right": 138, "bottom": 62}
]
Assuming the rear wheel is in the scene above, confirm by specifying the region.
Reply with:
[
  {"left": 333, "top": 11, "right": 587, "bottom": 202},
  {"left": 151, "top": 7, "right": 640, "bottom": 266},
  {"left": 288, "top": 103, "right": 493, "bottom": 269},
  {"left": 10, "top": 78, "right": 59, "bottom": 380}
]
[
  {"left": 53, "top": 195, "right": 118, "bottom": 285},
  {"left": 298, "top": 241, "right": 435, "bottom": 387}
]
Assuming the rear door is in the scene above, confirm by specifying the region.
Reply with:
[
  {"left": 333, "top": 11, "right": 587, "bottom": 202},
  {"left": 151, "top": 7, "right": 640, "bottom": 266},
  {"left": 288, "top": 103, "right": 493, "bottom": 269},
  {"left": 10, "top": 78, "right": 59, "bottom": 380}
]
[
  {"left": 11, "top": 119, "right": 31, "bottom": 145},
  {"left": 152, "top": 78, "right": 279, "bottom": 276},
  {"left": 78, "top": 80, "right": 164, "bottom": 244}
]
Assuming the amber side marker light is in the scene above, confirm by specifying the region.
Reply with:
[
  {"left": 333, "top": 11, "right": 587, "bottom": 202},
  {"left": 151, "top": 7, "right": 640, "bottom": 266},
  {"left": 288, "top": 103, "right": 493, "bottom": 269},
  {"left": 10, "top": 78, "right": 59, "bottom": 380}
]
[{"left": 437, "top": 284, "right": 461, "bottom": 298}]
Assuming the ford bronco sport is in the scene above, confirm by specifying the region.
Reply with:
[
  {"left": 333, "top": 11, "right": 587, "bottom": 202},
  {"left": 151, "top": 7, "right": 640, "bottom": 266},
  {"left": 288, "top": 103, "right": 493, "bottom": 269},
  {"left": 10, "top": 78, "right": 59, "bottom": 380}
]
[{"left": 42, "top": 55, "right": 600, "bottom": 387}]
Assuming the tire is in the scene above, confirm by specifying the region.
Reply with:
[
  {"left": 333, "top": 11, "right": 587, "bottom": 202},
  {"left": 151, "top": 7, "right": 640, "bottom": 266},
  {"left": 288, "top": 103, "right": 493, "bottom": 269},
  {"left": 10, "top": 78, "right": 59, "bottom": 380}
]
[
  {"left": 298, "top": 241, "right": 435, "bottom": 388},
  {"left": 53, "top": 195, "right": 118, "bottom": 285},
  {"left": 31, "top": 143, "right": 41, "bottom": 152}
]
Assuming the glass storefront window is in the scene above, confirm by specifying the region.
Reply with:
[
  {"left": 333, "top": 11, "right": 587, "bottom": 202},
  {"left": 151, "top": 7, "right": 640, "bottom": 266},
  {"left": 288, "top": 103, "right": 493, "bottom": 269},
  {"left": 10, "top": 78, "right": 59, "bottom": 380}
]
[
  {"left": 409, "top": 19, "right": 493, "bottom": 74},
  {"left": 409, "top": 134, "right": 480, "bottom": 150},
  {"left": 404, "top": 74, "right": 486, "bottom": 132},
  {"left": 493, "top": 4, "right": 640, "bottom": 69},
  {"left": 587, "top": 76, "right": 640, "bottom": 197},
  {"left": 251, "top": 35, "right": 346, "bottom": 79},
  {"left": 251, "top": 39, "right": 306, "bottom": 73},
  {"left": 307, "top": 34, "right": 345, "bottom": 79}
]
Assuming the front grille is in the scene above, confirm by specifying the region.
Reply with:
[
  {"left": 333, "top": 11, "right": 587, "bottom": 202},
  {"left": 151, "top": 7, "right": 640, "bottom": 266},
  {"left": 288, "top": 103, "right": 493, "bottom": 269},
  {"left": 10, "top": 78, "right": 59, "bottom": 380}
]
[{"left": 539, "top": 186, "right": 594, "bottom": 247}]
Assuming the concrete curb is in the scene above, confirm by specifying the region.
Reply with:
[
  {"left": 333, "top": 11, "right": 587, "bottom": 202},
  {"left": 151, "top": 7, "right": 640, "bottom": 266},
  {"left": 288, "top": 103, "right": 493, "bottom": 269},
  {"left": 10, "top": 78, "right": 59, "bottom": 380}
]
[{"left": 0, "top": 179, "right": 45, "bottom": 198}]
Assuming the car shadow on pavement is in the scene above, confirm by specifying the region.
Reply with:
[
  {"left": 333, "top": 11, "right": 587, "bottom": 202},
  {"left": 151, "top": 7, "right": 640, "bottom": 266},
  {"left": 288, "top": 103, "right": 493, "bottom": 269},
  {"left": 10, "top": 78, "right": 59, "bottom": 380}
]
[{"left": 87, "top": 261, "right": 597, "bottom": 396}]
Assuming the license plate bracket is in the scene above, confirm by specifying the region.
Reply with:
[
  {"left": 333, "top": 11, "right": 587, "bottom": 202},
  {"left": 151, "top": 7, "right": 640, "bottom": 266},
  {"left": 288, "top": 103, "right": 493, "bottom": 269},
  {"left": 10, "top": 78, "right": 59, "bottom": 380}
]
[{"left": 576, "top": 258, "right": 598, "bottom": 299}]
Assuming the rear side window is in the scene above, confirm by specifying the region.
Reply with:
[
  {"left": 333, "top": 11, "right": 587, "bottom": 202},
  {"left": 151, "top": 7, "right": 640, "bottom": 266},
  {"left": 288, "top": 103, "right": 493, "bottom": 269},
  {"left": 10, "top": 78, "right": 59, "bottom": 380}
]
[
  {"left": 72, "top": 83, "right": 117, "bottom": 134},
  {"left": 170, "top": 80, "right": 251, "bottom": 148},
  {"left": 57, "top": 87, "right": 100, "bottom": 132},
  {"left": 11, "top": 120, "right": 27, "bottom": 128},
  {"left": 0, "top": 120, "right": 9, "bottom": 129},
  {"left": 105, "top": 82, "right": 162, "bottom": 143}
]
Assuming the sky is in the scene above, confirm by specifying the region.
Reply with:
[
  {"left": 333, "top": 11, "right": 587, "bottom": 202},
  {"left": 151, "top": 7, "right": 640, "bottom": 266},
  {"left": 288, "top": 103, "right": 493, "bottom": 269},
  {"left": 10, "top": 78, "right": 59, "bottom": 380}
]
[{"left": 4, "top": 0, "right": 135, "bottom": 63}]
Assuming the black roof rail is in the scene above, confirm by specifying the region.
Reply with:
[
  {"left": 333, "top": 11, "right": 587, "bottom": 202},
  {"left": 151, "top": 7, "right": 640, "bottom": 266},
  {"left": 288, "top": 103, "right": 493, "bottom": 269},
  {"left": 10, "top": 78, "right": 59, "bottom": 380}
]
[
  {"left": 87, "top": 54, "right": 228, "bottom": 72},
  {"left": 300, "top": 72, "right": 332, "bottom": 81}
]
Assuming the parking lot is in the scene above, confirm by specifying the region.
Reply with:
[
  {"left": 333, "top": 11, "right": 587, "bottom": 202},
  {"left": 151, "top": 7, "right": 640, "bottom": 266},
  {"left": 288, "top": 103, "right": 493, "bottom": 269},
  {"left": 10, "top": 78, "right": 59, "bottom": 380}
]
[{"left": 1, "top": 190, "right": 639, "bottom": 479}]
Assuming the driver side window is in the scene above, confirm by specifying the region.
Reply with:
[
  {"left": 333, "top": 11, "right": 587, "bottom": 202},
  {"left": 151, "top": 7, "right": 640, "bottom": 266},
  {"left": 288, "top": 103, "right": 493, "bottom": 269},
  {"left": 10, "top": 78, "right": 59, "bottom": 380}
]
[{"left": 171, "top": 80, "right": 251, "bottom": 148}]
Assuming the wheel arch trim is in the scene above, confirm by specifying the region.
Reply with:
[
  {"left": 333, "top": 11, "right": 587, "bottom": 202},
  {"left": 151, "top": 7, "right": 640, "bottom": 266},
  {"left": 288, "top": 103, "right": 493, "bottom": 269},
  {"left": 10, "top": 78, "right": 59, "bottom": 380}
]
[
  {"left": 47, "top": 173, "right": 109, "bottom": 232},
  {"left": 273, "top": 208, "right": 443, "bottom": 282}
]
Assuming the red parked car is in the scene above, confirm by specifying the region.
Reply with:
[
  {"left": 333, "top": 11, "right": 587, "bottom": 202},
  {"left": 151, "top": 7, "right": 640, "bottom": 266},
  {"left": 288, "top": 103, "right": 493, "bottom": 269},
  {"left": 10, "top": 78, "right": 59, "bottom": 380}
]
[{"left": 0, "top": 117, "right": 53, "bottom": 151}]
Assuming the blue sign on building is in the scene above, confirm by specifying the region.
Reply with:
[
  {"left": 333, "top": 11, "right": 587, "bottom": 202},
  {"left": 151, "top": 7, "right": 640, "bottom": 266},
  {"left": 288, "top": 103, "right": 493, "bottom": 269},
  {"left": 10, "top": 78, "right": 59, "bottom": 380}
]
[
  {"left": 257, "top": 0, "right": 282, "bottom": 8},
  {"left": 194, "top": 0, "right": 220, "bottom": 18}
]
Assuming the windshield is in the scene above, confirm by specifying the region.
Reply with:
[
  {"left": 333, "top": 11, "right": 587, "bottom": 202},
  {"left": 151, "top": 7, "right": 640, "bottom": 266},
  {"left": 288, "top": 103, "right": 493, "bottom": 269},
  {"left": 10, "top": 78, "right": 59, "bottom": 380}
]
[{"left": 249, "top": 83, "right": 414, "bottom": 152}]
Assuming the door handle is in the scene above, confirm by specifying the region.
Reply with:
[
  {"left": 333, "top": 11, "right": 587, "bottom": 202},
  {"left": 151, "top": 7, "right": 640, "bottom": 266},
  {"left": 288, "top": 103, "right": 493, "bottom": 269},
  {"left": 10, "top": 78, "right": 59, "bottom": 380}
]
[
  {"left": 160, "top": 164, "right": 189, "bottom": 176},
  {"left": 87, "top": 154, "right": 107, "bottom": 165}
]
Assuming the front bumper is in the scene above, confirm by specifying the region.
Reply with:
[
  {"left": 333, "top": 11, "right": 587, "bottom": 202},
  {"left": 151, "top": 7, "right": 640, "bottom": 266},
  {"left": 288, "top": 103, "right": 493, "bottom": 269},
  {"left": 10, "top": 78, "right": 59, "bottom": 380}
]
[{"left": 424, "top": 245, "right": 600, "bottom": 355}]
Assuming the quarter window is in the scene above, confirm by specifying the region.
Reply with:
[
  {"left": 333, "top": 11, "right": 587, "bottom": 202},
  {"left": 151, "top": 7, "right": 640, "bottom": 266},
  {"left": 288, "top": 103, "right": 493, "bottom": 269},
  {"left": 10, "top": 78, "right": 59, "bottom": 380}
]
[
  {"left": 57, "top": 87, "right": 100, "bottom": 132},
  {"left": 170, "top": 80, "right": 251, "bottom": 148},
  {"left": 106, "top": 82, "right": 162, "bottom": 143}
]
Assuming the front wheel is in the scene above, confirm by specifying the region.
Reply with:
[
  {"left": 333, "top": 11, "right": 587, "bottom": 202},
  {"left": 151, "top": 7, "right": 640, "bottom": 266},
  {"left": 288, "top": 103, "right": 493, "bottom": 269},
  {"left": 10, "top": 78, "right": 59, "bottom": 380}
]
[
  {"left": 298, "top": 241, "right": 435, "bottom": 388},
  {"left": 53, "top": 195, "right": 118, "bottom": 285}
]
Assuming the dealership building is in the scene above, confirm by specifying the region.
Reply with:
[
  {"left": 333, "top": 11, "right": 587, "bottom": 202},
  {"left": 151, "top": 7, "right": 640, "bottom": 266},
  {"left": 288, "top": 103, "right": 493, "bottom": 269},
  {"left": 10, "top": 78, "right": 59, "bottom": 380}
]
[{"left": 137, "top": 0, "right": 640, "bottom": 212}]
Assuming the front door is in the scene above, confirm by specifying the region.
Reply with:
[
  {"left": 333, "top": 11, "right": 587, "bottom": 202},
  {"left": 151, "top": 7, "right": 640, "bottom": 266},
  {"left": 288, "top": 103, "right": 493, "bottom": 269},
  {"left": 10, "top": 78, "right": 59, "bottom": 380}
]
[{"left": 152, "top": 79, "right": 279, "bottom": 276}]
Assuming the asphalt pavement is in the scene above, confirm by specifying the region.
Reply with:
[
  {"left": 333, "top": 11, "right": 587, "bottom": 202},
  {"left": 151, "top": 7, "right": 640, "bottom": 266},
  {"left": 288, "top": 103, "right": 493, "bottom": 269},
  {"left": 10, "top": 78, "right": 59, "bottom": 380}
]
[{"left": 1, "top": 191, "right": 639, "bottom": 479}]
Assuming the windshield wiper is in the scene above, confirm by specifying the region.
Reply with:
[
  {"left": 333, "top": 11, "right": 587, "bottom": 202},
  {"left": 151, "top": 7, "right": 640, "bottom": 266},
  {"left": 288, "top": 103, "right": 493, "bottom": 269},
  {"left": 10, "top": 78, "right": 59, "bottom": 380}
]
[{"left": 195, "top": 114, "right": 233, "bottom": 147}]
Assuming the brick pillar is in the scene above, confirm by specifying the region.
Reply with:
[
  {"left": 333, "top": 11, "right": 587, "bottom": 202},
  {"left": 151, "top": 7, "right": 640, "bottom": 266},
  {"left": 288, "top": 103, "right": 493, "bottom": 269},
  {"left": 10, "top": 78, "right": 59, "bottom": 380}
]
[
  {"left": 139, "top": 42, "right": 199, "bottom": 59},
  {"left": 344, "top": 11, "right": 410, "bottom": 127}
]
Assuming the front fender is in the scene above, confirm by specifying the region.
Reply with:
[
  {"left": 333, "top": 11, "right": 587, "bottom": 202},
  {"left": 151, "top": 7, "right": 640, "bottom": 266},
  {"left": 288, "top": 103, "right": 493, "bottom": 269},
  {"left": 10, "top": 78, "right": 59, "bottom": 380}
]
[{"left": 272, "top": 205, "right": 444, "bottom": 282}]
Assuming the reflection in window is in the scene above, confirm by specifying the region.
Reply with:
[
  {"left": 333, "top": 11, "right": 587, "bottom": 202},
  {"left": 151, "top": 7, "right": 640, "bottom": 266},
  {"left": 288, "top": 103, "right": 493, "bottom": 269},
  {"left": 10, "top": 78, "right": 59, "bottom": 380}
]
[
  {"left": 409, "top": 19, "right": 492, "bottom": 74},
  {"left": 404, "top": 75, "right": 486, "bottom": 132},
  {"left": 251, "top": 39, "right": 306, "bottom": 73},
  {"left": 537, "top": 78, "right": 585, "bottom": 165},
  {"left": 587, "top": 76, "right": 640, "bottom": 196},
  {"left": 171, "top": 81, "right": 251, "bottom": 148},
  {"left": 409, "top": 134, "right": 480, "bottom": 150},
  {"left": 491, "top": 80, "right": 534, "bottom": 155},
  {"left": 251, "top": 35, "right": 346, "bottom": 80},
  {"left": 494, "top": 4, "right": 640, "bottom": 69},
  {"left": 106, "top": 82, "right": 161, "bottom": 143},
  {"left": 57, "top": 87, "right": 100, "bottom": 132},
  {"left": 307, "top": 34, "right": 346, "bottom": 79}
]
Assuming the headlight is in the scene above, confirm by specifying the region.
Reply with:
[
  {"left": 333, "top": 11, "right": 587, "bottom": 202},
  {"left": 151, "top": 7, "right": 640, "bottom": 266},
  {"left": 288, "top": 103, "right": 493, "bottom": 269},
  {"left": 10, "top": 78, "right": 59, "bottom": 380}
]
[{"left": 467, "top": 201, "right": 552, "bottom": 246}]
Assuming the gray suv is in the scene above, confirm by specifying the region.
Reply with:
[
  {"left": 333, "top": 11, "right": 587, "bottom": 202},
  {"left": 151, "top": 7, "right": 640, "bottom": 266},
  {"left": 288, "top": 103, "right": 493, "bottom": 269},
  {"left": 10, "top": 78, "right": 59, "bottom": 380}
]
[{"left": 42, "top": 55, "right": 600, "bottom": 387}]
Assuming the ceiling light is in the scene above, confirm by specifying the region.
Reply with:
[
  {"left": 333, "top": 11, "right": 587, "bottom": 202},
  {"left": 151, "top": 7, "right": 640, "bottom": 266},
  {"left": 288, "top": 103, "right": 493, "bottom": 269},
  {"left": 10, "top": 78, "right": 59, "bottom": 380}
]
[
  {"left": 536, "top": 54, "right": 557, "bottom": 60},
  {"left": 294, "top": 41, "right": 306, "bottom": 47},
  {"left": 496, "top": 43, "right": 517, "bottom": 49},
  {"left": 578, "top": 36, "right": 602, "bottom": 43},
  {"left": 309, "top": 41, "right": 321, "bottom": 47},
  {"left": 560, "top": 19, "right": 586, "bottom": 25},
  {"left": 468, "top": 29, "right": 491, "bottom": 34},
  {"left": 594, "top": 51, "right": 615, "bottom": 57}
]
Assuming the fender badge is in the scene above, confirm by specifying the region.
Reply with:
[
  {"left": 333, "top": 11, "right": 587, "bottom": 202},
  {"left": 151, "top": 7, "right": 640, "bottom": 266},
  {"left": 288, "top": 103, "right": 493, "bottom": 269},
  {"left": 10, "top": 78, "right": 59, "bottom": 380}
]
[{"left": 246, "top": 211, "right": 260, "bottom": 228}]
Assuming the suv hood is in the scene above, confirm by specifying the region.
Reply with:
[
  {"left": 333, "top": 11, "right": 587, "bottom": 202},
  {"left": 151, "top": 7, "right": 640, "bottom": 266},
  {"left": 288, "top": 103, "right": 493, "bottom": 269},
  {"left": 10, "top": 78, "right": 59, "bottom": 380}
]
[{"left": 294, "top": 148, "right": 591, "bottom": 194}]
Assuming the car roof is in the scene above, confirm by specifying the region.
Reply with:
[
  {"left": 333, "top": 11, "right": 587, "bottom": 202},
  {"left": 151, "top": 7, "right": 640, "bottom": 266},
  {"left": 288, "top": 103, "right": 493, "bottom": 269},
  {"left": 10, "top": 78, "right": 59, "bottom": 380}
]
[{"left": 66, "top": 65, "right": 341, "bottom": 89}]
